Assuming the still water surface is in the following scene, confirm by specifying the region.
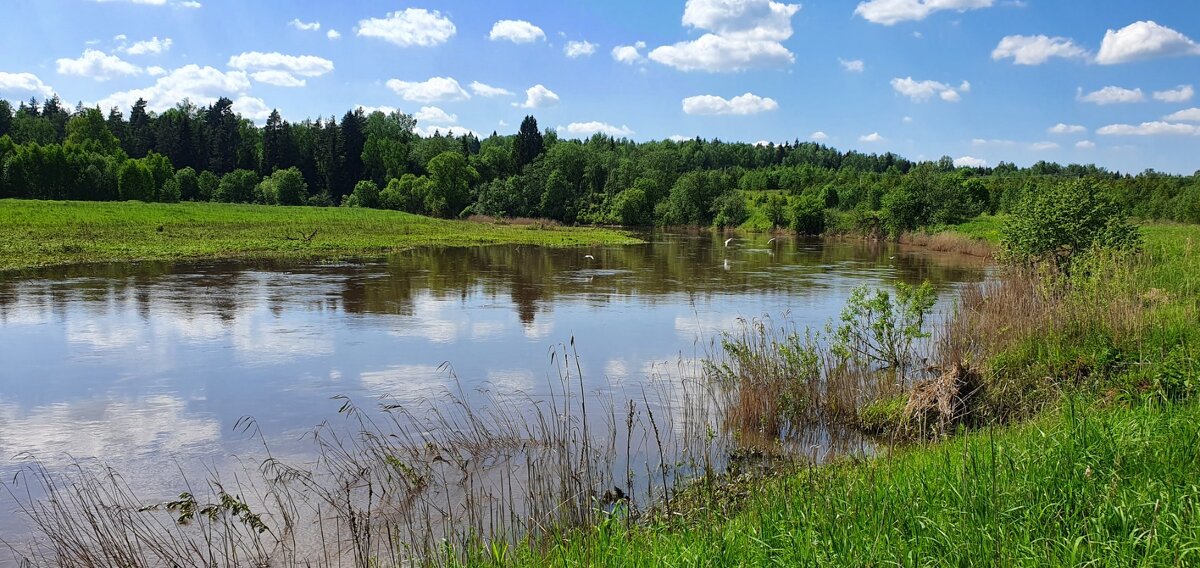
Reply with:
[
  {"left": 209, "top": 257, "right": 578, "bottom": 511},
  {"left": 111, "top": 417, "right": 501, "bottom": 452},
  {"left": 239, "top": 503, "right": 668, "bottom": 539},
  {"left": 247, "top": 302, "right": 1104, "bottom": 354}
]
[{"left": 0, "top": 232, "right": 987, "bottom": 540}]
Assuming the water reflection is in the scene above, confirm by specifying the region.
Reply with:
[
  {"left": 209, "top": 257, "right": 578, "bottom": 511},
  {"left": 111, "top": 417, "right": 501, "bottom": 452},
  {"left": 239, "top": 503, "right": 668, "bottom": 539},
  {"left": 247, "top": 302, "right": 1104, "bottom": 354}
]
[{"left": 0, "top": 233, "right": 986, "bottom": 524}]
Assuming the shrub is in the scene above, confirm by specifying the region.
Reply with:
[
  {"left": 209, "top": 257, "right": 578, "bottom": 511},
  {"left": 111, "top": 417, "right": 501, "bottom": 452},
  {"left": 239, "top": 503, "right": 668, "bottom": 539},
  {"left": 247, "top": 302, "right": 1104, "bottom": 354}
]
[
  {"left": 789, "top": 193, "right": 826, "bottom": 235},
  {"left": 1001, "top": 178, "right": 1142, "bottom": 269},
  {"left": 117, "top": 160, "right": 155, "bottom": 202}
]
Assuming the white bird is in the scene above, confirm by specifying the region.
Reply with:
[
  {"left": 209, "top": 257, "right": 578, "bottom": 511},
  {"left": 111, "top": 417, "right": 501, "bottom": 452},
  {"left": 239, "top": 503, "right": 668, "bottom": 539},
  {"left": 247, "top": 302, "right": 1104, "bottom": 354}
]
[
  {"left": 584, "top": 254, "right": 595, "bottom": 260},
  {"left": 767, "top": 237, "right": 777, "bottom": 245},
  {"left": 724, "top": 238, "right": 734, "bottom": 247}
]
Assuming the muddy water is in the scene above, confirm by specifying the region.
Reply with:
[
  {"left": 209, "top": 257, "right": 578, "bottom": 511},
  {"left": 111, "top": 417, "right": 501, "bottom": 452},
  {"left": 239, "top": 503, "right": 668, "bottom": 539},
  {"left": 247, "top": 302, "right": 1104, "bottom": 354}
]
[{"left": 0, "top": 232, "right": 987, "bottom": 544}]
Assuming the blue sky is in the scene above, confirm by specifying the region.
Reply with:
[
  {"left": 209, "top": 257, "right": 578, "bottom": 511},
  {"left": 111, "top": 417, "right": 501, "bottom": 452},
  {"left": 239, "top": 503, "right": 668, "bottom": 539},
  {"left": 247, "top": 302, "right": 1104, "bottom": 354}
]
[{"left": 2, "top": 0, "right": 1199, "bottom": 173}]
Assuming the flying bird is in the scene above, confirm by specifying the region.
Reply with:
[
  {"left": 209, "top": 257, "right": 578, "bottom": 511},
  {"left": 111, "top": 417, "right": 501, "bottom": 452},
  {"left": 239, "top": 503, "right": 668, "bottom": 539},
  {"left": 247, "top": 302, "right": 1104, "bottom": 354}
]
[
  {"left": 767, "top": 237, "right": 777, "bottom": 245},
  {"left": 584, "top": 254, "right": 595, "bottom": 260},
  {"left": 724, "top": 238, "right": 734, "bottom": 247}
]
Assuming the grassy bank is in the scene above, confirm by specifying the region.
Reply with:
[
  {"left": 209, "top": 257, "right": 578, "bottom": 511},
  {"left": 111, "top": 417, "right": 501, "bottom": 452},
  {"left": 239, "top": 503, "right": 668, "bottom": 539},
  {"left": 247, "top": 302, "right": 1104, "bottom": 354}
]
[
  {"left": 495, "top": 398, "right": 1200, "bottom": 567},
  {"left": 0, "top": 199, "right": 640, "bottom": 272}
]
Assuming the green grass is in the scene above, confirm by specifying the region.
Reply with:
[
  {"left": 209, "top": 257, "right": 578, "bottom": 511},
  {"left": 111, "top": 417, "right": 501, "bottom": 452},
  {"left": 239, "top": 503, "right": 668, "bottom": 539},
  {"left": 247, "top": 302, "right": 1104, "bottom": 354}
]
[
  {"left": 0, "top": 199, "right": 641, "bottom": 272},
  {"left": 936, "top": 214, "right": 1007, "bottom": 243},
  {"left": 492, "top": 398, "right": 1200, "bottom": 567}
]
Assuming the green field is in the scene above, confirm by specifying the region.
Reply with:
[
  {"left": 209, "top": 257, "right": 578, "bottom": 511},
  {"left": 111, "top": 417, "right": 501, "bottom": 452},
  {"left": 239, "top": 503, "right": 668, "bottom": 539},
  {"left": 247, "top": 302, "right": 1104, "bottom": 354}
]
[{"left": 0, "top": 200, "right": 641, "bottom": 272}]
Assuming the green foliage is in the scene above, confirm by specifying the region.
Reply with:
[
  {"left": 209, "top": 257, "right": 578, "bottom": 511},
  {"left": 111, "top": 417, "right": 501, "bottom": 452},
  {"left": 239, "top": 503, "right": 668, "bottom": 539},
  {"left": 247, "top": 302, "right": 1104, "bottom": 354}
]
[
  {"left": 789, "top": 193, "right": 826, "bottom": 235},
  {"left": 214, "top": 169, "right": 259, "bottom": 203},
  {"left": 831, "top": 281, "right": 937, "bottom": 375},
  {"left": 764, "top": 193, "right": 788, "bottom": 229},
  {"left": 1001, "top": 178, "right": 1142, "bottom": 268},
  {"left": 173, "top": 167, "right": 200, "bottom": 202},
  {"left": 197, "top": 170, "right": 219, "bottom": 202},
  {"left": 347, "top": 180, "right": 380, "bottom": 208},
  {"left": 117, "top": 159, "right": 155, "bottom": 202},
  {"left": 257, "top": 167, "right": 308, "bottom": 206},
  {"left": 426, "top": 151, "right": 478, "bottom": 218},
  {"left": 611, "top": 187, "right": 652, "bottom": 226},
  {"left": 712, "top": 190, "right": 749, "bottom": 228},
  {"left": 66, "top": 108, "right": 121, "bottom": 154}
]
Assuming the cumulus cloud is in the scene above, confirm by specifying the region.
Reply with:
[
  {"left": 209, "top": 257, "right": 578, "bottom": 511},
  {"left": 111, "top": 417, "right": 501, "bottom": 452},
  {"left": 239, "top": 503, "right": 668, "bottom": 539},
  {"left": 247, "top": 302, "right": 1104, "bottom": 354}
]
[
  {"left": 681, "top": 92, "right": 778, "bottom": 115},
  {"left": 289, "top": 18, "right": 320, "bottom": 32},
  {"left": 0, "top": 71, "right": 54, "bottom": 97},
  {"left": 327, "top": 29, "right": 341, "bottom": 40},
  {"left": 1076, "top": 140, "right": 1096, "bottom": 149},
  {"left": 1164, "top": 108, "right": 1200, "bottom": 122},
  {"left": 1153, "top": 85, "right": 1194, "bottom": 103},
  {"left": 515, "top": 84, "right": 559, "bottom": 108},
  {"left": 649, "top": 34, "right": 795, "bottom": 72},
  {"left": 1096, "top": 121, "right": 1199, "bottom": 136},
  {"left": 96, "top": 64, "right": 251, "bottom": 113},
  {"left": 228, "top": 51, "right": 334, "bottom": 87},
  {"left": 992, "top": 35, "right": 1089, "bottom": 65},
  {"left": 489, "top": 20, "right": 546, "bottom": 43},
  {"left": 810, "top": 131, "right": 829, "bottom": 140},
  {"left": 1029, "top": 141, "right": 1059, "bottom": 151},
  {"left": 414, "top": 105, "right": 457, "bottom": 124},
  {"left": 1096, "top": 21, "right": 1200, "bottom": 65},
  {"left": 469, "top": 81, "right": 514, "bottom": 97},
  {"left": 387, "top": 77, "right": 470, "bottom": 103},
  {"left": 56, "top": 49, "right": 142, "bottom": 81},
  {"left": 1077, "top": 86, "right": 1145, "bottom": 105},
  {"left": 891, "top": 77, "right": 970, "bottom": 102},
  {"left": 564, "top": 40, "right": 598, "bottom": 58},
  {"left": 954, "top": 156, "right": 988, "bottom": 167},
  {"left": 357, "top": 8, "right": 456, "bottom": 47},
  {"left": 649, "top": 0, "right": 800, "bottom": 72},
  {"left": 231, "top": 96, "right": 271, "bottom": 122},
  {"left": 562, "top": 121, "right": 635, "bottom": 138},
  {"left": 121, "top": 36, "right": 172, "bottom": 56},
  {"left": 859, "top": 132, "right": 885, "bottom": 143},
  {"left": 839, "top": 57, "right": 865, "bottom": 72},
  {"left": 855, "top": 0, "right": 994, "bottom": 25},
  {"left": 1048, "top": 123, "right": 1087, "bottom": 134},
  {"left": 612, "top": 42, "right": 646, "bottom": 64},
  {"left": 669, "top": 134, "right": 692, "bottom": 142}
]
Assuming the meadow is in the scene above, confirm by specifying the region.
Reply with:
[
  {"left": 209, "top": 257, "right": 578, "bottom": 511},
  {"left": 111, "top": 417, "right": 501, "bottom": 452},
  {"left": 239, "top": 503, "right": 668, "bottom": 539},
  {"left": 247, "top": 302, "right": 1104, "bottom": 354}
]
[{"left": 0, "top": 199, "right": 640, "bottom": 273}]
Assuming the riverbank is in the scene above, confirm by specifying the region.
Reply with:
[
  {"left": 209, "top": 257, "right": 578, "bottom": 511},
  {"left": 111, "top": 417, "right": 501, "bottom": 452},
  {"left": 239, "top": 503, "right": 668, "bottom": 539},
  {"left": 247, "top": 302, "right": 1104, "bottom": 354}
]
[
  {"left": 0, "top": 200, "right": 641, "bottom": 273},
  {"left": 490, "top": 220, "right": 1200, "bottom": 565}
]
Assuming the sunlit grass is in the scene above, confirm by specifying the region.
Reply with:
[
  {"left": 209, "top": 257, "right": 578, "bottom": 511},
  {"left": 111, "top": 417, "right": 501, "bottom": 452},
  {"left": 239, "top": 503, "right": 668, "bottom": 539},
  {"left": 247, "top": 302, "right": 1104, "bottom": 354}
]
[{"left": 0, "top": 199, "right": 641, "bottom": 272}]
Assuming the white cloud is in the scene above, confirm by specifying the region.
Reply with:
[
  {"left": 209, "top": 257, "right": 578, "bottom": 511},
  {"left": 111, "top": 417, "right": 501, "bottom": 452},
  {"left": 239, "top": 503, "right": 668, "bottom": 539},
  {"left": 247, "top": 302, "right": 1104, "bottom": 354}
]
[
  {"left": 178, "top": 1, "right": 200, "bottom": 8},
  {"left": 469, "top": 81, "right": 514, "bottom": 97},
  {"left": 612, "top": 42, "right": 646, "bottom": 64},
  {"left": 121, "top": 36, "right": 172, "bottom": 56},
  {"left": 649, "top": 34, "right": 795, "bottom": 72},
  {"left": 564, "top": 40, "right": 598, "bottom": 58},
  {"left": 1029, "top": 141, "right": 1059, "bottom": 151},
  {"left": 1076, "top": 140, "right": 1096, "bottom": 149},
  {"left": 562, "top": 121, "right": 635, "bottom": 138},
  {"left": 289, "top": 18, "right": 320, "bottom": 32},
  {"left": 56, "top": 49, "right": 142, "bottom": 81},
  {"left": 356, "top": 105, "right": 400, "bottom": 115},
  {"left": 1096, "top": 21, "right": 1200, "bottom": 65},
  {"left": 992, "top": 35, "right": 1089, "bottom": 65},
  {"left": 1153, "top": 85, "right": 1194, "bottom": 103},
  {"left": 228, "top": 51, "right": 333, "bottom": 88},
  {"left": 681, "top": 0, "right": 801, "bottom": 41},
  {"left": 89, "top": 0, "right": 167, "bottom": 5},
  {"left": 357, "top": 8, "right": 456, "bottom": 47},
  {"left": 231, "top": 96, "right": 271, "bottom": 122},
  {"left": 250, "top": 70, "right": 306, "bottom": 87},
  {"left": 854, "top": 0, "right": 994, "bottom": 25},
  {"left": 650, "top": 0, "right": 800, "bottom": 72},
  {"left": 839, "top": 57, "right": 865, "bottom": 72},
  {"left": 859, "top": 132, "right": 885, "bottom": 143},
  {"left": 1048, "top": 123, "right": 1087, "bottom": 134},
  {"left": 1164, "top": 108, "right": 1200, "bottom": 122},
  {"left": 96, "top": 65, "right": 251, "bottom": 113},
  {"left": 1077, "top": 86, "right": 1145, "bottom": 105},
  {"left": 1096, "top": 121, "right": 1200, "bottom": 136},
  {"left": 387, "top": 77, "right": 470, "bottom": 103},
  {"left": 891, "top": 77, "right": 969, "bottom": 102},
  {"left": 681, "top": 92, "right": 778, "bottom": 115},
  {"left": 972, "top": 138, "right": 1016, "bottom": 146},
  {"left": 415, "top": 125, "right": 480, "bottom": 139},
  {"left": 146, "top": 66, "right": 165, "bottom": 76},
  {"left": 489, "top": 19, "right": 546, "bottom": 44},
  {"left": 954, "top": 156, "right": 988, "bottom": 167},
  {"left": 327, "top": 29, "right": 341, "bottom": 40},
  {"left": 414, "top": 105, "right": 457, "bottom": 124},
  {"left": 515, "top": 84, "right": 559, "bottom": 109},
  {"left": 669, "top": 134, "right": 691, "bottom": 142},
  {"left": 0, "top": 72, "right": 54, "bottom": 97},
  {"left": 810, "top": 131, "right": 829, "bottom": 140},
  {"left": 903, "top": 116, "right": 914, "bottom": 123}
]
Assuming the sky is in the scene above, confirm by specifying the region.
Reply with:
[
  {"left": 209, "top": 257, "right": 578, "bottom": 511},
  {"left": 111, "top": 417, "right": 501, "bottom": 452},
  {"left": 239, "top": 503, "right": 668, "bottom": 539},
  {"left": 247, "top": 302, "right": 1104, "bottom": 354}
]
[{"left": 1, "top": 0, "right": 1199, "bottom": 174}]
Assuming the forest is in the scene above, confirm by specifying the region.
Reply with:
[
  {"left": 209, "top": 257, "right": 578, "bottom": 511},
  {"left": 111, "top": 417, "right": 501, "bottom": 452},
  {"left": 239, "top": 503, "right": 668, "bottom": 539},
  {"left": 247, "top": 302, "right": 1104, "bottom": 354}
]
[{"left": 2, "top": 94, "right": 1198, "bottom": 234}]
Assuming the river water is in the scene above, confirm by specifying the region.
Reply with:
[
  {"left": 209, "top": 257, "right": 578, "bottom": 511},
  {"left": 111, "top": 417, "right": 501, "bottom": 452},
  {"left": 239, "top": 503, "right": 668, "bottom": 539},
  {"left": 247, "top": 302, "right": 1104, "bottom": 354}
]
[{"left": 0, "top": 232, "right": 987, "bottom": 552}]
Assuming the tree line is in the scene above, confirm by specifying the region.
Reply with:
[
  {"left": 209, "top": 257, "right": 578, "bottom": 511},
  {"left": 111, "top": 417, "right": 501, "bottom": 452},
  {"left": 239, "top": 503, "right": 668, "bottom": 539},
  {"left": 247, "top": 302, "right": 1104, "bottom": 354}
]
[{"left": 1, "top": 95, "right": 1198, "bottom": 234}]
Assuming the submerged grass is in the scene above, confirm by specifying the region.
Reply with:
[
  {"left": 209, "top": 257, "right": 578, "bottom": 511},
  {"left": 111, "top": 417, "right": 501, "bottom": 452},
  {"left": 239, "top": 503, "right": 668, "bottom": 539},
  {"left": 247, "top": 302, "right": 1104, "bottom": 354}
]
[{"left": 0, "top": 199, "right": 640, "bottom": 272}]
